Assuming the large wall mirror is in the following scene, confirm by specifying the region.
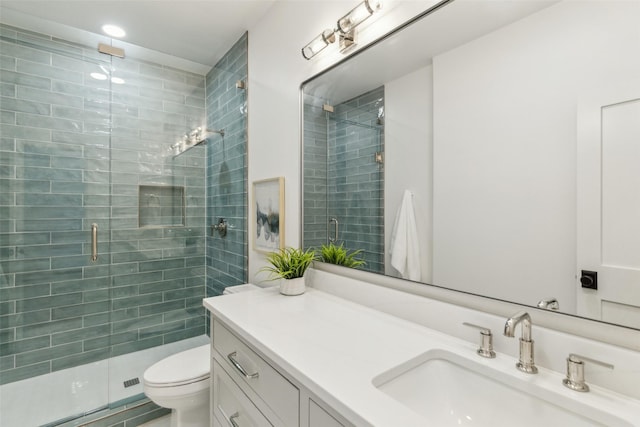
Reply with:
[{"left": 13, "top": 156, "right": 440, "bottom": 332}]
[{"left": 302, "top": 0, "right": 640, "bottom": 330}]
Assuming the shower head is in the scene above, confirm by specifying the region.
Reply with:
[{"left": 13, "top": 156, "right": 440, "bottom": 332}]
[{"left": 188, "top": 127, "right": 225, "bottom": 142}]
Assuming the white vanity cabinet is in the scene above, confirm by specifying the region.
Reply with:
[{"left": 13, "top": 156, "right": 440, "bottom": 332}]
[
  {"left": 211, "top": 318, "right": 351, "bottom": 427},
  {"left": 212, "top": 359, "right": 272, "bottom": 427}
]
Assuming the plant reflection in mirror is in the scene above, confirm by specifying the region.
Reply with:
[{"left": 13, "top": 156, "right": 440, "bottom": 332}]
[{"left": 320, "top": 243, "right": 366, "bottom": 269}]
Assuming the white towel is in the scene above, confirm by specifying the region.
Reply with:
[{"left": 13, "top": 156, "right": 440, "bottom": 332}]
[{"left": 390, "top": 190, "right": 421, "bottom": 281}]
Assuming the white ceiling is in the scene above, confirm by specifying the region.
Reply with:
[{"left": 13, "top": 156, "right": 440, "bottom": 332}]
[{"left": 0, "top": 0, "right": 276, "bottom": 72}]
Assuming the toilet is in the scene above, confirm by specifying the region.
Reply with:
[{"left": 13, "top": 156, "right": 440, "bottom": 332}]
[
  {"left": 143, "top": 284, "right": 259, "bottom": 427},
  {"left": 143, "top": 344, "right": 211, "bottom": 427}
]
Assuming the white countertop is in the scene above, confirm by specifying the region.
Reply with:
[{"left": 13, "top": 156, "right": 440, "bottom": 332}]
[
  {"left": 203, "top": 286, "right": 640, "bottom": 427},
  {"left": 205, "top": 286, "right": 452, "bottom": 426}
]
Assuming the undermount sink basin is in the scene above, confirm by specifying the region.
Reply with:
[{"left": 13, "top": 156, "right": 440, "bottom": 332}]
[{"left": 372, "top": 349, "right": 632, "bottom": 427}]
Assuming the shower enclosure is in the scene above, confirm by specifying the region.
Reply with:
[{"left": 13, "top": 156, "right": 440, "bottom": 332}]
[
  {"left": 303, "top": 87, "right": 385, "bottom": 274},
  {"left": 0, "top": 20, "right": 248, "bottom": 426}
]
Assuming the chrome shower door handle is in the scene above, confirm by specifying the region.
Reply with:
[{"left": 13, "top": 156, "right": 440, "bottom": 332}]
[
  {"left": 329, "top": 217, "right": 339, "bottom": 243},
  {"left": 90, "top": 223, "right": 98, "bottom": 262}
]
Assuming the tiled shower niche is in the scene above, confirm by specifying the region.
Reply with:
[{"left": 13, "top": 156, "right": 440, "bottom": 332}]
[{"left": 138, "top": 185, "right": 185, "bottom": 227}]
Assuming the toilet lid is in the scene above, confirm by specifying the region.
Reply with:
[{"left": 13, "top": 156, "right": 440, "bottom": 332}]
[{"left": 143, "top": 344, "right": 210, "bottom": 387}]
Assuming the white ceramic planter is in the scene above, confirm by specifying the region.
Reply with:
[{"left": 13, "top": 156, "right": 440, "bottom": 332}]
[{"left": 279, "top": 277, "right": 305, "bottom": 296}]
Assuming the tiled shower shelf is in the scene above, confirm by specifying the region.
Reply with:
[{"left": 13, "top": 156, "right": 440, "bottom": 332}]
[{"left": 138, "top": 185, "right": 185, "bottom": 228}]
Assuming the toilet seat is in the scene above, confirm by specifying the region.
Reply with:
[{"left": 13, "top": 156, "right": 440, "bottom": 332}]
[{"left": 143, "top": 344, "right": 210, "bottom": 387}]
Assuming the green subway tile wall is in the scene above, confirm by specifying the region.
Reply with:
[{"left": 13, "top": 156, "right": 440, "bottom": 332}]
[
  {"left": 0, "top": 23, "right": 219, "bottom": 385},
  {"left": 205, "top": 33, "right": 248, "bottom": 299}
]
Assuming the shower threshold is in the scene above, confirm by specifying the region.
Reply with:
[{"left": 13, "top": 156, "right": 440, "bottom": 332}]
[{"left": 42, "top": 395, "right": 168, "bottom": 427}]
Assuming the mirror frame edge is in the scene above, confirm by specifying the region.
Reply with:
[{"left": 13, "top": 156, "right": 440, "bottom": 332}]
[
  {"left": 299, "top": 0, "right": 640, "bottom": 351},
  {"left": 311, "top": 263, "right": 640, "bottom": 352}
]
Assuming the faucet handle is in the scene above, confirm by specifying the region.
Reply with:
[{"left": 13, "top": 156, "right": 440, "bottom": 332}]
[
  {"left": 563, "top": 354, "right": 614, "bottom": 392},
  {"left": 536, "top": 297, "right": 559, "bottom": 310},
  {"left": 462, "top": 322, "right": 496, "bottom": 358}
]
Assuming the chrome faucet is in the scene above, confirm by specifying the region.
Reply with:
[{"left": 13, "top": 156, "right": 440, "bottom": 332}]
[{"left": 503, "top": 311, "right": 538, "bottom": 374}]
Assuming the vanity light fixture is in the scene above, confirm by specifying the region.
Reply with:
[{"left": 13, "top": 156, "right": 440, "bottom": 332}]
[
  {"left": 301, "top": 0, "right": 383, "bottom": 60},
  {"left": 302, "top": 29, "right": 337, "bottom": 60}
]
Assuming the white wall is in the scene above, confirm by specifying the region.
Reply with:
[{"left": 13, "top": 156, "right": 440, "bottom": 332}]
[
  {"left": 431, "top": 1, "right": 640, "bottom": 311},
  {"left": 384, "top": 65, "right": 433, "bottom": 283},
  {"left": 247, "top": 0, "right": 442, "bottom": 283}
]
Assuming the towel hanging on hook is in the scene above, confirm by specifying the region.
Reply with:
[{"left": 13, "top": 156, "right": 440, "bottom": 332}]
[{"left": 390, "top": 189, "right": 421, "bottom": 281}]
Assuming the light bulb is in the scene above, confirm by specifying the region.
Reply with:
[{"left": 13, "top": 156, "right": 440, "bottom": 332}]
[
  {"left": 337, "top": 0, "right": 382, "bottom": 33},
  {"left": 302, "top": 29, "right": 336, "bottom": 60}
]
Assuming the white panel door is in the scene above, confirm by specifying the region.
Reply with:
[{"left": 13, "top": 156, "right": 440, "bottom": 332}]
[{"left": 577, "top": 79, "right": 640, "bottom": 328}]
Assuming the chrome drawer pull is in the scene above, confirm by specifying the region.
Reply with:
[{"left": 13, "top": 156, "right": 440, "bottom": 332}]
[
  {"left": 229, "top": 411, "right": 240, "bottom": 427},
  {"left": 227, "top": 351, "right": 259, "bottom": 379},
  {"left": 219, "top": 407, "right": 241, "bottom": 427}
]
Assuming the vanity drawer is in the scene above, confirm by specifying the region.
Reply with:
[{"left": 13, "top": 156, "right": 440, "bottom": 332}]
[
  {"left": 212, "top": 359, "right": 272, "bottom": 427},
  {"left": 213, "top": 320, "right": 299, "bottom": 426}
]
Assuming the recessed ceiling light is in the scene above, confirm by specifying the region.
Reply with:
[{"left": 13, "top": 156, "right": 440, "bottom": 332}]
[
  {"left": 102, "top": 24, "right": 126, "bottom": 38},
  {"left": 90, "top": 72, "right": 108, "bottom": 80},
  {"left": 111, "top": 77, "right": 125, "bottom": 85}
]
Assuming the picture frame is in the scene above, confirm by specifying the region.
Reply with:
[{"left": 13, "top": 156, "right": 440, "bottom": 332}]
[{"left": 253, "top": 177, "right": 285, "bottom": 253}]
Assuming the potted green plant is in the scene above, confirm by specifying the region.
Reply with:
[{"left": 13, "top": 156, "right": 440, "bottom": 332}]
[
  {"left": 320, "top": 243, "right": 366, "bottom": 269},
  {"left": 261, "top": 247, "right": 317, "bottom": 295}
]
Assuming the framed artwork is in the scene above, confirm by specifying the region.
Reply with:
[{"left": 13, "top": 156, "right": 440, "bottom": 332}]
[{"left": 253, "top": 177, "right": 284, "bottom": 253}]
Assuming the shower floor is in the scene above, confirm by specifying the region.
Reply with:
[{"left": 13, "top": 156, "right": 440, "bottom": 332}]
[{"left": 1, "top": 336, "right": 208, "bottom": 427}]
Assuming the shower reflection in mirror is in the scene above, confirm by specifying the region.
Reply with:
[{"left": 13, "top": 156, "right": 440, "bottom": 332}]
[{"left": 303, "top": 87, "right": 385, "bottom": 274}]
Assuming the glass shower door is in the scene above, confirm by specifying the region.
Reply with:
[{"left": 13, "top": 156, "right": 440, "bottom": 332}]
[
  {"left": 0, "top": 28, "right": 113, "bottom": 425},
  {"left": 2, "top": 16, "right": 211, "bottom": 426}
]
